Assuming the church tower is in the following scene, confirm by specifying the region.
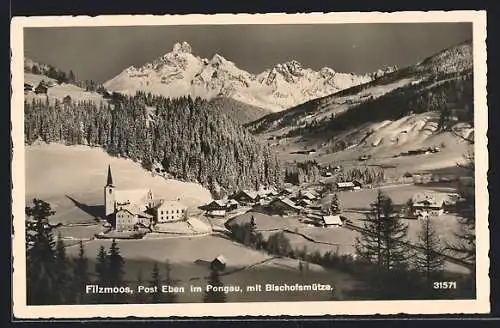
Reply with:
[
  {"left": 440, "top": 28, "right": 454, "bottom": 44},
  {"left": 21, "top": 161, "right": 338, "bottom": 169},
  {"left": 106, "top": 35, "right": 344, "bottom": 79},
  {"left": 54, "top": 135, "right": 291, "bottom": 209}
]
[{"left": 104, "top": 164, "right": 115, "bottom": 217}]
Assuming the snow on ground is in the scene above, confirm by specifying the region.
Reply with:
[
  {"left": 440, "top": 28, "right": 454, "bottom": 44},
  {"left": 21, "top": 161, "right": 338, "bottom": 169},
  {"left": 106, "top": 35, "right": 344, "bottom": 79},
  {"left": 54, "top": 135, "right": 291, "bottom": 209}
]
[
  {"left": 25, "top": 143, "right": 212, "bottom": 224},
  {"left": 24, "top": 73, "right": 107, "bottom": 105}
]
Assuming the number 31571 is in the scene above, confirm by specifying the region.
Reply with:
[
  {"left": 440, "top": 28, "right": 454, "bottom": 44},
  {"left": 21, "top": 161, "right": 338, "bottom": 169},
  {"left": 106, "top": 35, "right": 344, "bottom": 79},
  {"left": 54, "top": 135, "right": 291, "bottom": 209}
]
[{"left": 433, "top": 281, "right": 457, "bottom": 289}]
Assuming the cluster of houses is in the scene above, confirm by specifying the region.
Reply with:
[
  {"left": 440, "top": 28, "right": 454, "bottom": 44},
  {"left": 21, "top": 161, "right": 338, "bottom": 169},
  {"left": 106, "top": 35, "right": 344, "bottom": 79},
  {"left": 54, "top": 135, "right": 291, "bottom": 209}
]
[
  {"left": 104, "top": 165, "right": 188, "bottom": 232},
  {"left": 201, "top": 181, "right": 363, "bottom": 228}
]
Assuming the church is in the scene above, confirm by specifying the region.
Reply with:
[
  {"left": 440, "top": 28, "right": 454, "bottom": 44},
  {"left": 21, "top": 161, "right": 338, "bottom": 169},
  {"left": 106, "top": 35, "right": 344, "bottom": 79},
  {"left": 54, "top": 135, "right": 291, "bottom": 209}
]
[{"left": 104, "top": 165, "right": 188, "bottom": 232}]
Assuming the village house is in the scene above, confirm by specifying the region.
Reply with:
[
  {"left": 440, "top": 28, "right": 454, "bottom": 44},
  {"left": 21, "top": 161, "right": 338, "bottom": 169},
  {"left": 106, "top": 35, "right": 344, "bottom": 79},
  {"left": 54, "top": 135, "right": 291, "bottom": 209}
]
[
  {"left": 211, "top": 255, "right": 227, "bottom": 272},
  {"left": 336, "top": 180, "right": 363, "bottom": 191},
  {"left": 35, "top": 84, "right": 48, "bottom": 94},
  {"left": 154, "top": 200, "right": 187, "bottom": 223},
  {"left": 299, "top": 191, "right": 318, "bottom": 201},
  {"left": 104, "top": 165, "right": 187, "bottom": 232},
  {"left": 320, "top": 215, "right": 344, "bottom": 228},
  {"left": 115, "top": 207, "right": 154, "bottom": 232},
  {"left": 411, "top": 192, "right": 447, "bottom": 217},
  {"left": 202, "top": 199, "right": 238, "bottom": 217},
  {"left": 229, "top": 190, "right": 259, "bottom": 205},
  {"left": 266, "top": 197, "right": 302, "bottom": 216},
  {"left": 24, "top": 83, "right": 34, "bottom": 92},
  {"left": 296, "top": 198, "right": 313, "bottom": 208}
]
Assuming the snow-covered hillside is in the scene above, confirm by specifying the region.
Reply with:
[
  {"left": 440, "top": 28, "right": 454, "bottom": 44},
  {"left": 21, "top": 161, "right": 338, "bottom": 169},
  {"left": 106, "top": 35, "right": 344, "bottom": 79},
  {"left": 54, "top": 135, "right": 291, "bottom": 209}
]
[
  {"left": 104, "top": 41, "right": 391, "bottom": 112},
  {"left": 24, "top": 73, "right": 107, "bottom": 105},
  {"left": 247, "top": 39, "right": 474, "bottom": 173}
]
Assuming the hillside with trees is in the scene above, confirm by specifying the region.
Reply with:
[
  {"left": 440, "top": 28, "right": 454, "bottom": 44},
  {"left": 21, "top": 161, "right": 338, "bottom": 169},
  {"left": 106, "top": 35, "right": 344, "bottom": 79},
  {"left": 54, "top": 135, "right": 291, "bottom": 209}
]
[{"left": 24, "top": 92, "right": 283, "bottom": 195}]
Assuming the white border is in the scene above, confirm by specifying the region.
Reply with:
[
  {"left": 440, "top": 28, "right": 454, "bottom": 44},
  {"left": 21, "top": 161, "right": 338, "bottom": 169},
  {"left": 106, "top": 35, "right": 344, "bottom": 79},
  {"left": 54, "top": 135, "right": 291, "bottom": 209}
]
[{"left": 11, "top": 11, "right": 489, "bottom": 318}]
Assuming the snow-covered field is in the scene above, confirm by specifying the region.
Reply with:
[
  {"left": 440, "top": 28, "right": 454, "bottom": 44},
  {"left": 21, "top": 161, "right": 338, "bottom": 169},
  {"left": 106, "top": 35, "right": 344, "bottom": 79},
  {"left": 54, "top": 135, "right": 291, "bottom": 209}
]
[
  {"left": 25, "top": 143, "right": 212, "bottom": 224},
  {"left": 24, "top": 73, "right": 107, "bottom": 105}
]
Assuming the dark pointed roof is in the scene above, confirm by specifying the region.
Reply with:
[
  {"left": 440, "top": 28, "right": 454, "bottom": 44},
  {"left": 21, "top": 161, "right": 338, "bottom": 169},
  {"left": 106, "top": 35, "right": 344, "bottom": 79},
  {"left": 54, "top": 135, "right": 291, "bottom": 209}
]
[{"left": 106, "top": 165, "right": 114, "bottom": 186}]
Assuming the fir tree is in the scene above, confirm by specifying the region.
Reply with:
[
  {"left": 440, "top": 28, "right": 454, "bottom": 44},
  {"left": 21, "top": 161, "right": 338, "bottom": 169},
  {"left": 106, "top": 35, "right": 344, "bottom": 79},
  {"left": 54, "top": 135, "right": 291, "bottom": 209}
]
[
  {"left": 106, "top": 239, "right": 125, "bottom": 303},
  {"left": 54, "top": 233, "right": 72, "bottom": 304},
  {"left": 203, "top": 269, "right": 226, "bottom": 303},
  {"left": 25, "top": 199, "right": 58, "bottom": 305},
  {"left": 355, "top": 190, "right": 385, "bottom": 266},
  {"left": 95, "top": 245, "right": 107, "bottom": 284},
  {"left": 150, "top": 262, "right": 162, "bottom": 303},
  {"left": 380, "top": 195, "right": 409, "bottom": 270},
  {"left": 72, "top": 240, "right": 89, "bottom": 304},
  {"left": 329, "top": 193, "right": 341, "bottom": 215},
  {"left": 413, "top": 218, "right": 445, "bottom": 281}
]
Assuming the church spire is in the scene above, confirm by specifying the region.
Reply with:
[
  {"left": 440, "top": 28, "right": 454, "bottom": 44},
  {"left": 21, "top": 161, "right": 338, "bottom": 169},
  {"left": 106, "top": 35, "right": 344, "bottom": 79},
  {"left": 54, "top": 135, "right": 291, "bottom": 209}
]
[{"left": 106, "top": 164, "right": 114, "bottom": 186}]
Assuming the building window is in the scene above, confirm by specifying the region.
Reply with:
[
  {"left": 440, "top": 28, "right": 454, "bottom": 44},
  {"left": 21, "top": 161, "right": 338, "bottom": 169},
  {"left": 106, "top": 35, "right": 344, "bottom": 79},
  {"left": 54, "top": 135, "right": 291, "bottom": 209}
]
[
  {"left": 161, "top": 210, "right": 163, "bottom": 215},
  {"left": 109, "top": 189, "right": 112, "bottom": 194}
]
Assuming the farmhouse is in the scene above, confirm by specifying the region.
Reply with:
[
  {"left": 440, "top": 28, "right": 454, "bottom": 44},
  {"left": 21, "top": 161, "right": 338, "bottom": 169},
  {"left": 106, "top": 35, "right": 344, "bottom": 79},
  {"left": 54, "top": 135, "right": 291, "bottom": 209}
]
[
  {"left": 267, "top": 197, "right": 302, "bottom": 216},
  {"left": 24, "top": 83, "right": 34, "bottom": 92},
  {"left": 230, "top": 190, "right": 259, "bottom": 205},
  {"left": 299, "top": 191, "right": 318, "bottom": 201},
  {"left": 320, "top": 215, "right": 343, "bottom": 227},
  {"left": 202, "top": 199, "right": 238, "bottom": 217},
  {"left": 104, "top": 165, "right": 187, "bottom": 231},
  {"left": 296, "top": 199, "right": 313, "bottom": 208},
  {"left": 35, "top": 84, "right": 48, "bottom": 94},
  {"left": 115, "top": 207, "right": 154, "bottom": 232},
  {"left": 211, "top": 255, "right": 227, "bottom": 272},
  {"left": 336, "top": 180, "right": 362, "bottom": 191},
  {"left": 411, "top": 193, "right": 446, "bottom": 216}
]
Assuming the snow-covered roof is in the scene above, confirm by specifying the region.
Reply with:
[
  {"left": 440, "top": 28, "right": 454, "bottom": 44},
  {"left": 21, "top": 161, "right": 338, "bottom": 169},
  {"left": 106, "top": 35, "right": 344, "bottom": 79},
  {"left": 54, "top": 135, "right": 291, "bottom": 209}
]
[
  {"left": 337, "top": 182, "right": 355, "bottom": 188},
  {"left": 300, "top": 191, "right": 317, "bottom": 200},
  {"left": 214, "top": 254, "right": 227, "bottom": 264},
  {"left": 322, "top": 215, "right": 343, "bottom": 225},
  {"left": 412, "top": 192, "right": 446, "bottom": 207},
  {"left": 156, "top": 200, "right": 188, "bottom": 210}
]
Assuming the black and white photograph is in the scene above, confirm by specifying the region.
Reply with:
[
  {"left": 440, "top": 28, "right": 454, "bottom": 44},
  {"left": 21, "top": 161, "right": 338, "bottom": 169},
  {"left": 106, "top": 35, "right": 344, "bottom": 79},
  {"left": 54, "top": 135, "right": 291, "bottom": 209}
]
[{"left": 11, "top": 12, "right": 489, "bottom": 317}]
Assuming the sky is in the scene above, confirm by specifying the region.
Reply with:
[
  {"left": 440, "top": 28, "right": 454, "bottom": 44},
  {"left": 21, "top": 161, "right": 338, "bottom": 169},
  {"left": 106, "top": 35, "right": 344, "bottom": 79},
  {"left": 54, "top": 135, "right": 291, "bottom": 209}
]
[{"left": 24, "top": 23, "right": 472, "bottom": 83}]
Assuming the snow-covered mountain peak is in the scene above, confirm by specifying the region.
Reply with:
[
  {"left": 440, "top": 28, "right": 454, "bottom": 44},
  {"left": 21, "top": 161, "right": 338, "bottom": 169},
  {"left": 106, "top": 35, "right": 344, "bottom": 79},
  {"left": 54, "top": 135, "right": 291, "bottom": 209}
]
[
  {"left": 104, "top": 42, "right": 393, "bottom": 112},
  {"left": 172, "top": 41, "right": 193, "bottom": 54}
]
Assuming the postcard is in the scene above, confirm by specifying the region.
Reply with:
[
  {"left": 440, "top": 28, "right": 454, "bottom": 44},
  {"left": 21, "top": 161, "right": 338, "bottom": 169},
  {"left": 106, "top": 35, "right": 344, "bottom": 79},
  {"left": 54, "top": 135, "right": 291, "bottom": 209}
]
[{"left": 11, "top": 11, "right": 489, "bottom": 318}]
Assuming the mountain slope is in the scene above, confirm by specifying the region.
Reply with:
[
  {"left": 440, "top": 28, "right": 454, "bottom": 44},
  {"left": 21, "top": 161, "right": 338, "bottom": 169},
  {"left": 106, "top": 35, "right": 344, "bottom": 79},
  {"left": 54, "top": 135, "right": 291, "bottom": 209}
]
[
  {"left": 24, "top": 58, "right": 108, "bottom": 105},
  {"left": 24, "top": 92, "right": 282, "bottom": 195},
  {"left": 248, "top": 42, "right": 472, "bottom": 135},
  {"left": 208, "top": 97, "right": 271, "bottom": 124},
  {"left": 246, "top": 40, "right": 474, "bottom": 171},
  {"left": 104, "top": 41, "right": 393, "bottom": 112}
]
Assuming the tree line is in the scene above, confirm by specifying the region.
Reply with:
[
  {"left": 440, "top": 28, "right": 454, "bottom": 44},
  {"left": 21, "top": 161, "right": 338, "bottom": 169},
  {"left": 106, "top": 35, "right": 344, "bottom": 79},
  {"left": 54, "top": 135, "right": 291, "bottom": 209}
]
[
  {"left": 24, "top": 92, "right": 283, "bottom": 195},
  {"left": 26, "top": 198, "right": 228, "bottom": 304}
]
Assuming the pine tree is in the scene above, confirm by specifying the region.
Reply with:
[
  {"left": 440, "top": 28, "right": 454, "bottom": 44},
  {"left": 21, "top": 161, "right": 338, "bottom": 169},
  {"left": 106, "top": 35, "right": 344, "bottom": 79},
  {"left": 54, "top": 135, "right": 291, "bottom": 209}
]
[
  {"left": 329, "top": 193, "right": 341, "bottom": 215},
  {"left": 95, "top": 245, "right": 108, "bottom": 284},
  {"left": 25, "top": 199, "right": 58, "bottom": 305},
  {"left": 72, "top": 240, "right": 89, "bottom": 304},
  {"left": 380, "top": 195, "right": 409, "bottom": 270},
  {"left": 355, "top": 190, "right": 409, "bottom": 269},
  {"left": 203, "top": 269, "right": 226, "bottom": 303},
  {"left": 150, "top": 262, "right": 162, "bottom": 303},
  {"left": 106, "top": 239, "right": 125, "bottom": 303},
  {"left": 355, "top": 190, "right": 385, "bottom": 266},
  {"left": 54, "top": 233, "right": 72, "bottom": 304},
  {"left": 413, "top": 218, "right": 445, "bottom": 281},
  {"left": 163, "top": 260, "right": 177, "bottom": 303}
]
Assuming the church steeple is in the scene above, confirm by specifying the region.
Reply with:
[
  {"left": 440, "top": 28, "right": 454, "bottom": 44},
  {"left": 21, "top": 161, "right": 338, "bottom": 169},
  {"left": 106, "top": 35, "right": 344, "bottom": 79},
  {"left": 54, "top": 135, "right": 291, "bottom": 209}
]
[{"left": 106, "top": 164, "right": 114, "bottom": 186}]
